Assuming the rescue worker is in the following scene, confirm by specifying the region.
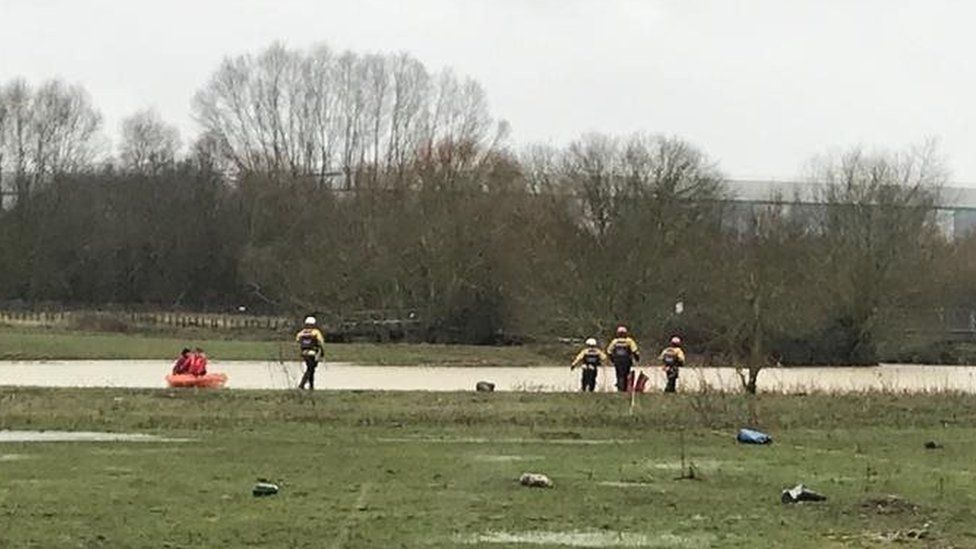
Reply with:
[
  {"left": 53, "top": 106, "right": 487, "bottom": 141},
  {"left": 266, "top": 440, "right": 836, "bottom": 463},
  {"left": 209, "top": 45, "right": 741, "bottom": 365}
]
[
  {"left": 187, "top": 347, "right": 208, "bottom": 377},
  {"left": 606, "top": 326, "right": 640, "bottom": 392},
  {"left": 296, "top": 316, "right": 325, "bottom": 390},
  {"left": 659, "top": 336, "right": 686, "bottom": 393},
  {"left": 571, "top": 338, "right": 607, "bottom": 392},
  {"left": 171, "top": 348, "right": 191, "bottom": 375}
]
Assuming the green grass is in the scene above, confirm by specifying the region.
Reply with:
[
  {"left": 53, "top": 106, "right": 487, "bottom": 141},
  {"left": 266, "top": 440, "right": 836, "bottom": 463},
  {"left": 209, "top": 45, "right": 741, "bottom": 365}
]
[
  {"left": 0, "top": 326, "right": 560, "bottom": 366},
  {"left": 1, "top": 389, "right": 975, "bottom": 547}
]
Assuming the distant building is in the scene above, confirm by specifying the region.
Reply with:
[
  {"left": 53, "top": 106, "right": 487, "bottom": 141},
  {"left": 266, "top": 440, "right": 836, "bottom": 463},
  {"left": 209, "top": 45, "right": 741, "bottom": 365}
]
[
  {"left": 3, "top": 174, "right": 976, "bottom": 238},
  {"left": 725, "top": 179, "right": 976, "bottom": 240}
]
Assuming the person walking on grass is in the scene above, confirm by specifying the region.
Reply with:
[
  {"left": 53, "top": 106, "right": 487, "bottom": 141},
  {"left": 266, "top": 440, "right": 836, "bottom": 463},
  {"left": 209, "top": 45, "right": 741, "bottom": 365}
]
[
  {"left": 296, "top": 316, "right": 325, "bottom": 390},
  {"left": 659, "top": 336, "right": 686, "bottom": 393},
  {"left": 571, "top": 338, "right": 607, "bottom": 392},
  {"left": 606, "top": 326, "right": 640, "bottom": 392}
]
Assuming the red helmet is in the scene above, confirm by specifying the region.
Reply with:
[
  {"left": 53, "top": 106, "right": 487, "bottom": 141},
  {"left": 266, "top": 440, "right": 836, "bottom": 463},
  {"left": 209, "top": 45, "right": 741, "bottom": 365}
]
[
  {"left": 616, "top": 326, "right": 628, "bottom": 336},
  {"left": 670, "top": 336, "right": 682, "bottom": 346}
]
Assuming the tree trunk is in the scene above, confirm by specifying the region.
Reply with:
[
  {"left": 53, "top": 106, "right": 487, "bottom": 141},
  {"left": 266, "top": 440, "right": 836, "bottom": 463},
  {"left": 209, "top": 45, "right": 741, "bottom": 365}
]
[
  {"left": 745, "top": 365, "right": 760, "bottom": 395},
  {"left": 746, "top": 283, "right": 763, "bottom": 395}
]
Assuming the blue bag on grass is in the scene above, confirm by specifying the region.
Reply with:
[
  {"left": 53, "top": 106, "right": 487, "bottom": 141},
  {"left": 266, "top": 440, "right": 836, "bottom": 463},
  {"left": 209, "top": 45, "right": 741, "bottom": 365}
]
[{"left": 736, "top": 428, "right": 772, "bottom": 444}]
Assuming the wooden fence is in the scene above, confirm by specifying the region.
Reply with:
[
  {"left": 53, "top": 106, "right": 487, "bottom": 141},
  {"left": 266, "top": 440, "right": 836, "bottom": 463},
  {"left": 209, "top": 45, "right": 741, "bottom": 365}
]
[
  {"left": 0, "top": 310, "right": 291, "bottom": 331},
  {"left": 0, "top": 309, "right": 423, "bottom": 341}
]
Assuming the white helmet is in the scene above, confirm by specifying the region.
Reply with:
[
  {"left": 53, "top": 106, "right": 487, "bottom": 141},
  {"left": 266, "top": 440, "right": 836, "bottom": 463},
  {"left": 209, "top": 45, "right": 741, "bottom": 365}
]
[
  {"left": 304, "top": 316, "right": 316, "bottom": 326},
  {"left": 585, "top": 337, "right": 597, "bottom": 346}
]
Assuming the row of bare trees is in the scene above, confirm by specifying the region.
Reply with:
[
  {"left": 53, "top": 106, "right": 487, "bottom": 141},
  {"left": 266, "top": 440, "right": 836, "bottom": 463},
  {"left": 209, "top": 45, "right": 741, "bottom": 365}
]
[
  {"left": 0, "top": 131, "right": 958, "bottom": 371},
  {"left": 0, "top": 43, "right": 970, "bottom": 384},
  {"left": 0, "top": 79, "right": 102, "bottom": 201},
  {"left": 0, "top": 79, "right": 185, "bottom": 189},
  {"left": 0, "top": 42, "right": 503, "bottom": 193},
  {"left": 192, "top": 42, "right": 506, "bottom": 186}
]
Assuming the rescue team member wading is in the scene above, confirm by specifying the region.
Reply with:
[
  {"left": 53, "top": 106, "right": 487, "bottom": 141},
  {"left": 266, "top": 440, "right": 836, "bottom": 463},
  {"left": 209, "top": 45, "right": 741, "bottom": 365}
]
[
  {"left": 296, "top": 316, "right": 326, "bottom": 390},
  {"left": 571, "top": 338, "right": 607, "bottom": 392},
  {"left": 659, "top": 336, "right": 686, "bottom": 393},
  {"left": 606, "top": 326, "right": 640, "bottom": 392}
]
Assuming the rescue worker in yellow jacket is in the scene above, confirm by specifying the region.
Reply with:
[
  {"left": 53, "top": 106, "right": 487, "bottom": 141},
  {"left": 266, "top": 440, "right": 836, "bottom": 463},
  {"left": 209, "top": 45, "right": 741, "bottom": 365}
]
[
  {"left": 571, "top": 338, "right": 607, "bottom": 392},
  {"left": 659, "top": 336, "right": 686, "bottom": 393},
  {"left": 295, "top": 316, "right": 326, "bottom": 390},
  {"left": 606, "top": 326, "right": 640, "bottom": 392}
]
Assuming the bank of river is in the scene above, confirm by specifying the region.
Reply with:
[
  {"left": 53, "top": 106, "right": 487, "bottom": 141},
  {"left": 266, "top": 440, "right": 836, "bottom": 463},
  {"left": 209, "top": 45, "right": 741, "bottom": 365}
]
[{"left": 1, "top": 361, "right": 976, "bottom": 392}]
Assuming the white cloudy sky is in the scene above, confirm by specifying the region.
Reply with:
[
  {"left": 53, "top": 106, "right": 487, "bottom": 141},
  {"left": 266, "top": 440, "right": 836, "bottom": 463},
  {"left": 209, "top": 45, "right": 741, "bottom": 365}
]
[{"left": 1, "top": 0, "right": 974, "bottom": 182}]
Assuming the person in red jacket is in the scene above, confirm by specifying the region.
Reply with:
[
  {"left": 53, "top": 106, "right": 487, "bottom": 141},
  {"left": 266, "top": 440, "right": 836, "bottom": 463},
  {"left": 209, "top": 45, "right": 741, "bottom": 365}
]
[
  {"left": 171, "top": 348, "right": 192, "bottom": 375},
  {"left": 187, "top": 348, "right": 208, "bottom": 377}
]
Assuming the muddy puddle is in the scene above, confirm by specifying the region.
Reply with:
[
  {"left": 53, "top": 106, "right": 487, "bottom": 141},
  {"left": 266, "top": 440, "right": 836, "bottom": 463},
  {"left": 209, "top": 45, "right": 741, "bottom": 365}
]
[{"left": 0, "top": 361, "right": 975, "bottom": 393}]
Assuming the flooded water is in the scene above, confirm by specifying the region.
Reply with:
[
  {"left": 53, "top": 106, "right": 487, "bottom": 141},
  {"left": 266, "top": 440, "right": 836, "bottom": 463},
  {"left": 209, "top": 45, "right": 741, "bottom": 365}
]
[
  {"left": 0, "top": 361, "right": 975, "bottom": 393},
  {"left": 460, "top": 531, "right": 715, "bottom": 547},
  {"left": 0, "top": 430, "right": 178, "bottom": 443}
]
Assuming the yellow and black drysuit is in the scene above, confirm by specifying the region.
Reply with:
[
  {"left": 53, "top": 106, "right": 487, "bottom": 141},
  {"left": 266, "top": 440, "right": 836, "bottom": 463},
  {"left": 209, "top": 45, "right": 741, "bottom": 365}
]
[
  {"left": 571, "top": 346, "right": 607, "bottom": 392},
  {"left": 296, "top": 327, "right": 326, "bottom": 390},
  {"left": 659, "top": 346, "right": 686, "bottom": 393},
  {"left": 606, "top": 337, "right": 640, "bottom": 392}
]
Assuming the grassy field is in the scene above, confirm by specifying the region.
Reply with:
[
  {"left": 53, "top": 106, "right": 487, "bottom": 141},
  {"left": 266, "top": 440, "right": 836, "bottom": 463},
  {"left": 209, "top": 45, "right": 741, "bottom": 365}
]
[
  {"left": 1, "top": 389, "right": 975, "bottom": 547},
  {"left": 0, "top": 326, "right": 560, "bottom": 366}
]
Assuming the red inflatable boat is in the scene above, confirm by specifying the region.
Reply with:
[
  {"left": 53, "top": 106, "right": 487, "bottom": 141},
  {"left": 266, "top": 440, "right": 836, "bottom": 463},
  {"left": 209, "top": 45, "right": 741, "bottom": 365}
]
[{"left": 165, "top": 373, "right": 228, "bottom": 389}]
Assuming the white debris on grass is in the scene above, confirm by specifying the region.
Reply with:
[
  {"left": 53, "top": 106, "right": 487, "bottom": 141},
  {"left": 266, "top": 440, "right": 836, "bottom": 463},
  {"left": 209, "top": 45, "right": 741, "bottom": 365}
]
[
  {"left": 88, "top": 446, "right": 184, "bottom": 456},
  {"left": 473, "top": 454, "right": 541, "bottom": 462},
  {"left": 0, "top": 453, "right": 30, "bottom": 461},
  {"left": 519, "top": 473, "right": 553, "bottom": 488},
  {"left": 0, "top": 430, "right": 189, "bottom": 443},
  {"left": 377, "top": 436, "right": 637, "bottom": 445},
  {"left": 597, "top": 481, "right": 657, "bottom": 488},
  {"left": 459, "top": 531, "right": 716, "bottom": 547},
  {"left": 645, "top": 459, "right": 741, "bottom": 471}
]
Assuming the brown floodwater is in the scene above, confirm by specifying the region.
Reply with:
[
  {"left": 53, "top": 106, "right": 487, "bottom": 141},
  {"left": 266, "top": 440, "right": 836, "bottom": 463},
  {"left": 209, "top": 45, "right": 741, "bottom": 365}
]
[{"left": 1, "top": 361, "right": 976, "bottom": 393}]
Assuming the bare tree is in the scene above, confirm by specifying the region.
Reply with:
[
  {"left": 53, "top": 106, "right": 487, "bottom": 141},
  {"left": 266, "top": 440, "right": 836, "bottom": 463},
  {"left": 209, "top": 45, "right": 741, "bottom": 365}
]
[
  {"left": 1, "top": 80, "right": 34, "bottom": 199},
  {"left": 702, "top": 196, "right": 820, "bottom": 393},
  {"left": 533, "top": 133, "right": 729, "bottom": 340},
  {"left": 387, "top": 53, "right": 431, "bottom": 177},
  {"left": 809, "top": 142, "right": 946, "bottom": 363},
  {"left": 193, "top": 43, "right": 504, "bottom": 188},
  {"left": 560, "top": 133, "right": 622, "bottom": 240},
  {"left": 30, "top": 80, "right": 102, "bottom": 176},
  {"left": 118, "top": 109, "right": 180, "bottom": 173},
  {"left": 0, "top": 86, "right": 7, "bottom": 196},
  {"left": 0, "top": 78, "right": 101, "bottom": 203}
]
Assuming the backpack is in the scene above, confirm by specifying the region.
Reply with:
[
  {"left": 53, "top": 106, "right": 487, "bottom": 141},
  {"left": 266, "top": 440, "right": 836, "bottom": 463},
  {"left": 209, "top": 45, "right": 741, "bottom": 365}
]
[
  {"left": 298, "top": 332, "right": 320, "bottom": 351},
  {"left": 612, "top": 342, "right": 629, "bottom": 357},
  {"left": 583, "top": 350, "right": 602, "bottom": 367},
  {"left": 611, "top": 341, "right": 633, "bottom": 365},
  {"left": 663, "top": 351, "right": 678, "bottom": 366}
]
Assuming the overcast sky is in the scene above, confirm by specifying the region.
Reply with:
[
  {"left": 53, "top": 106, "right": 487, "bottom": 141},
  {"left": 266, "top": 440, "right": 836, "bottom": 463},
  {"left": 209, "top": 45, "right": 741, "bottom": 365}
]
[{"left": 2, "top": 0, "right": 974, "bottom": 182}]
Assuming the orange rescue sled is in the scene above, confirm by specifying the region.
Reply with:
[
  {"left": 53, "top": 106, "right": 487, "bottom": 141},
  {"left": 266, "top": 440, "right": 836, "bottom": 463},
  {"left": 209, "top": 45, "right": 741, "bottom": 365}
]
[{"left": 165, "top": 373, "right": 228, "bottom": 389}]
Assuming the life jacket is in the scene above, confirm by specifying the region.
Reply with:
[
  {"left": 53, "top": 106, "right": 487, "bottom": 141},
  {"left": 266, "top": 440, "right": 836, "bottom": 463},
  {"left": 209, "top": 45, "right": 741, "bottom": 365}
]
[
  {"left": 188, "top": 353, "right": 208, "bottom": 376},
  {"left": 662, "top": 350, "right": 679, "bottom": 366},
  {"left": 610, "top": 340, "right": 635, "bottom": 366},
  {"left": 172, "top": 356, "right": 190, "bottom": 375},
  {"left": 298, "top": 330, "right": 321, "bottom": 355},
  {"left": 581, "top": 349, "right": 602, "bottom": 369},
  {"left": 662, "top": 348, "right": 682, "bottom": 377}
]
